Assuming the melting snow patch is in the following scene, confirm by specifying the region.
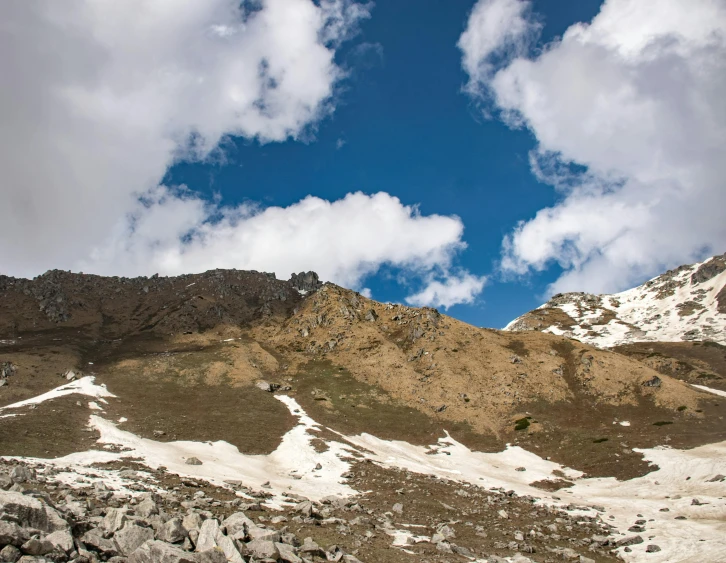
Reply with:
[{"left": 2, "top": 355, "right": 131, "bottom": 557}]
[
  {"left": 691, "top": 384, "right": 726, "bottom": 398},
  {"left": 88, "top": 401, "right": 103, "bottom": 411},
  {"left": 0, "top": 377, "right": 115, "bottom": 411}
]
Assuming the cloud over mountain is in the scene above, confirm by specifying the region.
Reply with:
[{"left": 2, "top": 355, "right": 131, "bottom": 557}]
[
  {"left": 460, "top": 0, "right": 726, "bottom": 294},
  {"left": 0, "top": 0, "right": 483, "bottom": 307}
]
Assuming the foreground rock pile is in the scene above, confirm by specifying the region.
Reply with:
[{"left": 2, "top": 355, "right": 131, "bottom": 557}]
[{"left": 0, "top": 459, "right": 627, "bottom": 563}]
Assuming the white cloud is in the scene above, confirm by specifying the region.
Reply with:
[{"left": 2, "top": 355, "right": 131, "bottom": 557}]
[
  {"left": 460, "top": 0, "right": 726, "bottom": 294},
  {"left": 458, "top": 0, "right": 539, "bottom": 97},
  {"left": 0, "top": 0, "right": 370, "bottom": 277},
  {"left": 406, "top": 273, "right": 487, "bottom": 310},
  {"left": 83, "top": 190, "right": 471, "bottom": 291}
]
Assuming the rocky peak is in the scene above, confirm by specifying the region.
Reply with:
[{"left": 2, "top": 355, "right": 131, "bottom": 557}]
[
  {"left": 505, "top": 252, "right": 726, "bottom": 347},
  {"left": 288, "top": 271, "right": 323, "bottom": 293}
]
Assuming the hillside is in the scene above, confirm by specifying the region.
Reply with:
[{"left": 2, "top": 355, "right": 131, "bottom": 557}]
[
  {"left": 1, "top": 268, "right": 725, "bottom": 562},
  {"left": 505, "top": 253, "right": 726, "bottom": 347}
]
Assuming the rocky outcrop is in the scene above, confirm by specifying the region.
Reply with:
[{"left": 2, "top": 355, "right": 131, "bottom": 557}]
[{"left": 288, "top": 272, "right": 323, "bottom": 293}]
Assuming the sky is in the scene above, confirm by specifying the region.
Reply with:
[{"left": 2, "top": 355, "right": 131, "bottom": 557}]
[{"left": 0, "top": 0, "right": 724, "bottom": 329}]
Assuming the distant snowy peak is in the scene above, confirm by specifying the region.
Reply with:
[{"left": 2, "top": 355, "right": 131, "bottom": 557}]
[{"left": 505, "top": 253, "right": 726, "bottom": 347}]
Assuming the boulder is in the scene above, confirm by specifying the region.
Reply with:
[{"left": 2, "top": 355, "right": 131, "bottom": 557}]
[
  {"left": 246, "top": 539, "right": 279, "bottom": 560},
  {"left": 103, "top": 508, "right": 128, "bottom": 534},
  {"left": 135, "top": 498, "right": 158, "bottom": 518},
  {"left": 44, "top": 530, "right": 73, "bottom": 553},
  {"left": 0, "top": 521, "right": 28, "bottom": 547},
  {"left": 128, "top": 540, "right": 197, "bottom": 563},
  {"left": 114, "top": 524, "right": 155, "bottom": 556},
  {"left": 194, "top": 519, "right": 220, "bottom": 552},
  {"left": 0, "top": 545, "right": 22, "bottom": 562},
  {"left": 157, "top": 517, "right": 187, "bottom": 544},
  {"left": 0, "top": 492, "right": 68, "bottom": 533}
]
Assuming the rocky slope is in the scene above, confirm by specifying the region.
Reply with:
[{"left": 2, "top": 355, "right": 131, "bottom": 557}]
[
  {"left": 504, "top": 253, "right": 726, "bottom": 348},
  {"left": 1, "top": 268, "right": 726, "bottom": 562}
]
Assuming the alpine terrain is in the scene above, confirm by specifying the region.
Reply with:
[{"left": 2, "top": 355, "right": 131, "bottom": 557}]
[{"left": 0, "top": 262, "right": 725, "bottom": 563}]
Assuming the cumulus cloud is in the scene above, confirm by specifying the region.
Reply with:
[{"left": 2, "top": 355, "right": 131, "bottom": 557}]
[
  {"left": 406, "top": 273, "right": 487, "bottom": 310},
  {"left": 83, "top": 190, "right": 470, "bottom": 289},
  {"left": 0, "top": 0, "right": 370, "bottom": 276},
  {"left": 0, "top": 0, "right": 484, "bottom": 308},
  {"left": 460, "top": 0, "right": 726, "bottom": 294}
]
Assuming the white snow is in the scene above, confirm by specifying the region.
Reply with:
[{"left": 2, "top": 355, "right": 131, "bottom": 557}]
[
  {"left": 0, "top": 413, "right": 21, "bottom": 419},
  {"left": 691, "top": 384, "right": 726, "bottom": 398},
  {"left": 8, "top": 385, "right": 726, "bottom": 562},
  {"left": 88, "top": 401, "right": 103, "bottom": 411},
  {"left": 0, "top": 377, "right": 115, "bottom": 411},
  {"left": 506, "top": 254, "right": 726, "bottom": 348},
  {"left": 20, "top": 396, "right": 357, "bottom": 508}
]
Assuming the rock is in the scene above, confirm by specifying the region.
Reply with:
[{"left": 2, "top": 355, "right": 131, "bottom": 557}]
[
  {"left": 214, "top": 534, "right": 243, "bottom": 563},
  {"left": 0, "top": 521, "right": 28, "bottom": 547},
  {"left": 0, "top": 545, "right": 21, "bottom": 562},
  {"left": 135, "top": 497, "right": 158, "bottom": 518},
  {"left": 0, "top": 491, "right": 68, "bottom": 533},
  {"left": 114, "top": 524, "right": 155, "bottom": 556},
  {"left": 288, "top": 272, "right": 322, "bottom": 293},
  {"left": 44, "top": 529, "right": 73, "bottom": 553},
  {"left": 364, "top": 310, "right": 378, "bottom": 322},
  {"left": 19, "top": 538, "right": 54, "bottom": 556},
  {"left": 646, "top": 545, "right": 662, "bottom": 553},
  {"left": 103, "top": 508, "right": 128, "bottom": 534},
  {"left": 246, "top": 539, "right": 279, "bottom": 560},
  {"left": 497, "top": 509, "right": 509, "bottom": 519},
  {"left": 157, "top": 517, "right": 187, "bottom": 543},
  {"left": 182, "top": 512, "right": 204, "bottom": 533},
  {"left": 128, "top": 540, "right": 197, "bottom": 563},
  {"left": 642, "top": 376, "right": 662, "bottom": 388},
  {"left": 296, "top": 501, "right": 315, "bottom": 518},
  {"left": 185, "top": 457, "right": 203, "bottom": 466},
  {"left": 616, "top": 535, "right": 644, "bottom": 547},
  {"left": 82, "top": 527, "right": 119, "bottom": 556},
  {"left": 9, "top": 466, "right": 35, "bottom": 484},
  {"left": 276, "top": 542, "right": 302, "bottom": 563},
  {"left": 195, "top": 519, "right": 220, "bottom": 552},
  {"left": 299, "top": 537, "right": 323, "bottom": 556},
  {"left": 391, "top": 503, "right": 403, "bottom": 514},
  {"left": 1, "top": 363, "right": 17, "bottom": 378}
]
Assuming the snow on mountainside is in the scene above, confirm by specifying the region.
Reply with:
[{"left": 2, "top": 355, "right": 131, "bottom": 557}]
[{"left": 505, "top": 253, "right": 726, "bottom": 348}]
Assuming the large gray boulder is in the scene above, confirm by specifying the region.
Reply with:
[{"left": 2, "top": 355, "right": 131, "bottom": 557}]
[
  {"left": 113, "top": 524, "right": 155, "bottom": 556},
  {"left": 128, "top": 540, "right": 197, "bottom": 563},
  {"left": 0, "top": 492, "right": 68, "bottom": 533}
]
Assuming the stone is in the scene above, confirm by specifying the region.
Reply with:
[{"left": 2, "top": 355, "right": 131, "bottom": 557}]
[
  {"left": 0, "top": 521, "right": 28, "bottom": 547},
  {"left": 182, "top": 512, "right": 204, "bottom": 533},
  {"left": 158, "top": 517, "right": 187, "bottom": 543},
  {"left": 295, "top": 501, "right": 315, "bottom": 518},
  {"left": 103, "top": 508, "right": 128, "bottom": 534},
  {"left": 299, "top": 537, "right": 323, "bottom": 556},
  {"left": 275, "top": 542, "right": 302, "bottom": 563},
  {"left": 195, "top": 519, "right": 220, "bottom": 552},
  {"left": 128, "top": 540, "right": 198, "bottom": 563},
  {"left": 214, "top": 534, "right": 243, "bottom": 563},
  {"left": 44, "top": 529, "right": 73, "bottom": 553},
  {"left": 616, "top": 535, "right": 644, "bottom": 547},
  {"left": 196, "top": 548, "right": 227, "bottom": 563},
  {"left": 185, "top": 457, "right": 203, "bottom": 466},
  {"left": 0, "top": 545, "right": 21, "bottom": 562},
  {"left": 18, "top": 538, "right": 54, "bottom": 556},
  {"left": 288, "top": 272, "right": 322, "bottom": 293},
  {"left": 246, "top": 539, "right": 279, "bottom": 560},
  {"left": 0, "top": 491, "right": 68, "bottom": 533},
  {"left": 82, "top": 527, "right": 119, "bottom": 556},
  {"left": 646, "top": 545, "right": 662, "bottom": 553},
  {"left": 113, "top": 524, "right": 155, "bottom": 556},
  {"left": 135, "top": 497, "right": 158, "bottom": 518},
  {"left": 10, "top": 466, "right": 35, "bottom": 484},
  {"left": 391, "top": 503, "right": 403, "bottom": 514},
  {"left": 642, "top": 376, "right": 662, "bottom": 388}
]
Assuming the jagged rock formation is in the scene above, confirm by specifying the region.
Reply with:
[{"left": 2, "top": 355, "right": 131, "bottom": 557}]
[
  {"left": 505, "top": 253, "right": 726, "bottom": 347},
  {"left": 0, "top": 269, "right": 314, "bottom": 338}
]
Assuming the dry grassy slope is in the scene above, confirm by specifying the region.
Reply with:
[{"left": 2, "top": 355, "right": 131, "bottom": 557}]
[{"left": 253, "top": 284, "right": 703, "bottom": 436}]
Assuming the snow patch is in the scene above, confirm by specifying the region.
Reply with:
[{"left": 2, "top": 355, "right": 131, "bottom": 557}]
[
  {"left": 691, "top": 384, "right": 726, "bottom": 398},
  {"left": 0, "top": 377, "right": 115, "bottom": 411}
]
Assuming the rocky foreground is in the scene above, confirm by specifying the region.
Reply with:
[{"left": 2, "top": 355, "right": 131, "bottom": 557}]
[{"left": 0, "top": 458, "right": 631, "bottom": 563}]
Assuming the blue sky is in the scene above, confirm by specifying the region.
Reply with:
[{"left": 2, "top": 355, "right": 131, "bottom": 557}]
[
  {"left": 165, "top": 0, "right": 605, "bottom": 328},
  {"left": 2, "top": 0, "right": 723, "bottom": 330}
]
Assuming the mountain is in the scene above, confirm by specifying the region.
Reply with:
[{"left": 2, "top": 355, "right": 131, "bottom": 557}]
[
  {"left": 505, "top": 253, "right": 726, "bottom": 348},
  {"left": 1, "top": 268, "right": 725, "bottom": 562}
]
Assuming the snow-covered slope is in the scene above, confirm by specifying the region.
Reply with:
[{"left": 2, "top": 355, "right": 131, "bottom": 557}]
[{"left": 505, "top": 253, "right": 726, "bottom": 348}]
